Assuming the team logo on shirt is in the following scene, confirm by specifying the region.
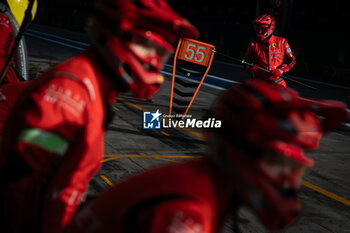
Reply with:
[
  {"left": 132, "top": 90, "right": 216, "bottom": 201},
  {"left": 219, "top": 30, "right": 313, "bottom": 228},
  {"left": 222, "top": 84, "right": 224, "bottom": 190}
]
[{"left": 272, "top": 43, "right": 277, "bottom": 49}]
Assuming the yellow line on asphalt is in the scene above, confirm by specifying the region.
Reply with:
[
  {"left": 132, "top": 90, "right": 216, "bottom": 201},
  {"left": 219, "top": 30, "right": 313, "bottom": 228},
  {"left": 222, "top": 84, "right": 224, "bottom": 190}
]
[
  {"left": 114, "top": 97, "right": 350, "bottom": 208},
  {"left": 102, "top": 154, "right": 202, "bottom": 163},
  {"left": 160, "top": 130, "right": 170, "bottom": 136},
  {"left": 103, "top": 154, "right": 202, "bottom": 158},
  {"left": 117, "top": 97, "right": 146, "bottom": 111},
  {"left": 100, "top": 175, "right": 114, "bottom": 187},
  {"left": 113, "top": 106, "right": 119, "bottom": 111},
  {"left": 302, "top": 180, "right": 350, "bottom": 207},
  {"left": 152, "top": 157, "right": 180, "bottom": 163},
  {"left": 139, "top": 153, "right": 180, "bottom": 163},
  {"left": 181, "top": 127, "right": 205, "bottom": 139}
]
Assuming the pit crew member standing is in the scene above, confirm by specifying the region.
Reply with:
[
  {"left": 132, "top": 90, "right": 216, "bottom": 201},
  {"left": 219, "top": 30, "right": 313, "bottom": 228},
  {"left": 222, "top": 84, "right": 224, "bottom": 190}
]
[
  {"left": 244, "top": 14, "right": 296, "bottom": 88},
  {"left": 0, "top": 0, "right": 198, "bottom": 233},
  {"left": 63, "top": 81, "right": 348, "bottom": 233}
]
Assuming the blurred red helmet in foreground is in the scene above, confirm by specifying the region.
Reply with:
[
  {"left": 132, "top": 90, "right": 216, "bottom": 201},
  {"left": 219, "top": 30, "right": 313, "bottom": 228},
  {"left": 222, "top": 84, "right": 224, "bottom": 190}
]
[
  {"left": 208, "top": 81, "right": 348, "bottom": 231},
  {"left": 88, "top": 0, "right": 199, "bottom": 100}
]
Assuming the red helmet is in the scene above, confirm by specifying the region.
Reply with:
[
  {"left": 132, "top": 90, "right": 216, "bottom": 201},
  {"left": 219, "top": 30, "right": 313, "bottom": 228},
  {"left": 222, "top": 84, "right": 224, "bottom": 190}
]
[
  {"left": 253, "top": 14, "right": 275, "bottom": 41},
  {"left": 207, "top": 81, "right": 348, "bottom": 231},
  {"left": 88, "top": 0, "right": 199, "bottom": 100}
]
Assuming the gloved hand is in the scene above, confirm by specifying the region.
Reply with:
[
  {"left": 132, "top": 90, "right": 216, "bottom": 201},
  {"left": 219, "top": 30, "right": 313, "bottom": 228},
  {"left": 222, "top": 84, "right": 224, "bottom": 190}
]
[
  {"left": 246, "top": 64, "right": 259, "bottom": 72},
  {"left": 271, "top": 69, "right": 283, "bottom": 80}
]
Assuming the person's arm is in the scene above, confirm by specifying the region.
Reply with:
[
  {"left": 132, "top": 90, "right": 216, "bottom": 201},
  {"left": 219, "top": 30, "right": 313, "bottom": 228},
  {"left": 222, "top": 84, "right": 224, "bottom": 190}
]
[
  {"left": 15, "top": 77, "right": 91, "bottom": 233},
  {"left": 244, "top": 42, "right": 259, "bottom": 73},
  {"left": 271, "top": 39, "right": 296, "bottom": 78}
]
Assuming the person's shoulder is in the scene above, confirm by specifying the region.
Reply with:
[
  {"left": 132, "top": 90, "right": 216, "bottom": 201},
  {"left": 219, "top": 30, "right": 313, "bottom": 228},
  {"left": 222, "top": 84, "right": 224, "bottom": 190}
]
[
  {"left": 248, "top": 38, "right": 259, "bottom": 47},
  {"left": 36, "top": 53, "right": 98, "bottom": 101},
  {"left": 54, "top": 52, "right": 93, "bottom": 75},
  {"left": 272, "top": 34, "right": 288, "bottom": 42}
]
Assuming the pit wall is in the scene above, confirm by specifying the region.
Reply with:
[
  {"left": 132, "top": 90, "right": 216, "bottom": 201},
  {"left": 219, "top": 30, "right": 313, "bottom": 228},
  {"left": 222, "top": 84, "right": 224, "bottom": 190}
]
[
  {"left": 192, "top": 20, "right": 350, "bottom": 87},
  {"left": 34, "top": 11, "right": 350, "bottom": 87}
]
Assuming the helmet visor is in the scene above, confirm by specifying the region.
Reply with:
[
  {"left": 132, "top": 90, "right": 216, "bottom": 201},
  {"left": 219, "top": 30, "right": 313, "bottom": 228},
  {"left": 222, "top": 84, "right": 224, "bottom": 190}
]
[
  {"left": 126, "top": 35, "right": 173, "bottom": 70},
  {"left": 255, "top": 25, "right": 270, "bottom": 35},
  {"left": 259, "top": 154, "right": 307, "bottom": 189}
]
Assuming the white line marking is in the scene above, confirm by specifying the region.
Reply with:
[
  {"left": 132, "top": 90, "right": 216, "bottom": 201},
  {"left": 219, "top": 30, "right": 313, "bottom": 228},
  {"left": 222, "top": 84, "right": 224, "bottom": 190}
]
[
  {"left": 164, "top": 64, "right": 237, "bottom": 84},
  {"left": 213, "top": 60, "right": 350, "bottom": 91},
  {"left": 25, "top": 32, "right": 86, "bottom": 51},
  {"left": 26, "top": 29, "right": 350, "bottom": 93},
  {"left": 160, "top": 70, "right": 227, "bottom": 91},
  {"left": 27, "top": 29, "right": 90, "bottom": 46}
]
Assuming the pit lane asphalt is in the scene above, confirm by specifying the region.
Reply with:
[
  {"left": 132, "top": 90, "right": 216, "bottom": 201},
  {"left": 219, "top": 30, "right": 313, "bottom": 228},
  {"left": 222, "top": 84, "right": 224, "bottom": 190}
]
[{"left": 25, "top": 24, "right": 350, "bottom": 233}]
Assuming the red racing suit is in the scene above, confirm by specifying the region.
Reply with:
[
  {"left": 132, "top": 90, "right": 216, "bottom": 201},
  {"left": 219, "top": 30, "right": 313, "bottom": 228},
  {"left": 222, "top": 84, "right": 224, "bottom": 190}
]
[
  {"left": 63, "top": 157, "right": 233, "bottom": 233},
  {"left": 0, "top": 13, "right": 20, "bottom": 84},
  {"left": 244, "top": 34, "right": 296, "bottom": 88},
  {"left": 0, "top": 48, "right": 119, "bottom": 233},
  {"left": 0, "top": 81, "right": 30, "bottom": 134}
]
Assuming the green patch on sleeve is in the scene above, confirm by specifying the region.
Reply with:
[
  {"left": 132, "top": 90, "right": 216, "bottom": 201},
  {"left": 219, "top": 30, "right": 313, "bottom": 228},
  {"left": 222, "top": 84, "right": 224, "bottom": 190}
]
[{"left": 19, "top": 128, "right": 69, "bottom": 155}]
